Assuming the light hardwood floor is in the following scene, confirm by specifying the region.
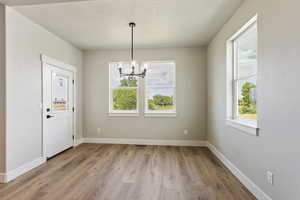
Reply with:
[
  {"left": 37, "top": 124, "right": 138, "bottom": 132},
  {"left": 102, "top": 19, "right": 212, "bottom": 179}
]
[{"left": 0, "top": 144, "right": 256, "bottom": 200}]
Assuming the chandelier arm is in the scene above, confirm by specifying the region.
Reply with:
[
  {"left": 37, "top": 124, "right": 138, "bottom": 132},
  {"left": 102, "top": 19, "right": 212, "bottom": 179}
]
[
  {"left": 120, "top": 73, "right": 132, "bottom": 76},
  {"left": 121, "top": 72, "right": 145, "bottom": 76}
]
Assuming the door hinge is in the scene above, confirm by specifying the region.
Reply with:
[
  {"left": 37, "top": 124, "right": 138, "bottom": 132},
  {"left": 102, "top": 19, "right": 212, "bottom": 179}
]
[
  {"left": 72, "top": 135, "right": 75, "bottom": 140},
  {"left": 72, "top": 79, "right": 75, "bottom": 84},
  {"left": 72, "top": 107, "right": 75, "bottom": 112}
]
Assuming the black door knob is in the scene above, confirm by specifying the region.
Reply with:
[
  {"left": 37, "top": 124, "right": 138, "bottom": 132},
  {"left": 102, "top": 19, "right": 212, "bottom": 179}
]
[{"left": 46, "top": 115, "right": 54, "bottom": 119}]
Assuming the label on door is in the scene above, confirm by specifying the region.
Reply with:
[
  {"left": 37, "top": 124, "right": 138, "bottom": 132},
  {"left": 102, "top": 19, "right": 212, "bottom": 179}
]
[{"left": 52, "top": 73, "right": 69, "bottom": 111}]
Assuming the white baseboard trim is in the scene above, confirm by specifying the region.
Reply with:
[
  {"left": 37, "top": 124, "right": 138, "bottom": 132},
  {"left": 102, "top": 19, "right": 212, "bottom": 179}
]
[
  {"left": 74, "top": 138, "right": 84, "bottom": 147},
  {"left": 0, "top": 157, "right": 46, "bottom": 183},
  {"left": 84, "top": 138, "right": 206, "bottom": 147},
  {"left": 206, "top": 142, "right": 272, "bottom": 200}
]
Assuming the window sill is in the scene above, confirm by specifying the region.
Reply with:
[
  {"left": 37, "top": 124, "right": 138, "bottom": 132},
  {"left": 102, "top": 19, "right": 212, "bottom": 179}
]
[
  {"left": 226, "top": 119, "right": 259, "bottom": 136},
  {"left": 144, "top": 113, "right": 177, "bottom": 118},
  {"left": 108, "top": 113, "right": 139, "bottom": 117}
]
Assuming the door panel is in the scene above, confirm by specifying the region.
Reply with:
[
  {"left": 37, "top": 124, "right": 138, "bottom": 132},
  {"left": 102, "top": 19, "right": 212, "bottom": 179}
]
[{"left": 43, "top": 63, "right": 74, "bottom": 158}]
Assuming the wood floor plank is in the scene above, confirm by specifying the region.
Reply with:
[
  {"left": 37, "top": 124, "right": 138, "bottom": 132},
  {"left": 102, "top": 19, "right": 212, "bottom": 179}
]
[{"left": 0, "top": 144, "right": 256, "bottom": 200}]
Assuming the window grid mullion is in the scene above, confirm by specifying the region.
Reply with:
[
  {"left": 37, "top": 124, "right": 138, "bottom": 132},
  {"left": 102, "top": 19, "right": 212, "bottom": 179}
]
[
  {"left": 145, "top": 84, "right": 175, "bottom": 88},
  {"left": 111, "top": 87, "right": 138, "bottom": 90},
  {"left": 233, "top": 74, "right": 257, "bottom": 82}
]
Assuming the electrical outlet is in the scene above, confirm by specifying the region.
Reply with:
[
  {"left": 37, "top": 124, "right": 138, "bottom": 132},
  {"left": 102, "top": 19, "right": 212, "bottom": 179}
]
[
  {"left": 267, "top": 171, "right": 274, "bottom": 185},
  {"left": 184, "top": 129, "right": 189, "bottom": 135},
  {"left": 97, "top": 128, "right": 101, "bottom": 134}
]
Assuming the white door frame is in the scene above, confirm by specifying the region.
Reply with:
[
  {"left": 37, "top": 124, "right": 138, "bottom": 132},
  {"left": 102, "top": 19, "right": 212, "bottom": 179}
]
[{"left": 41, "top": 54, "right": 77, "bottom": 159}]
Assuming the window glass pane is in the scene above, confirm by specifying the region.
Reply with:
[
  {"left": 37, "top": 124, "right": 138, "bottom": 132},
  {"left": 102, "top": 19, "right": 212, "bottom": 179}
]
[
  {"left": 110, "top": 62, "right": 138, "bottom": 88},
  {"left": 146, "top": 88, "right": 175, "bottom": 112},
  {"left": 112, "top": 89, "right": 137, "bottom": 111},
  {"left": 52, "top": 73, "right": 68, "bottom": 111},
  {"left": 145, "top": 62, "right": 175, "bottom": 87},
  {"left": 236, "top": 23, "right": 257, "bottom": 79},
  {"left": 237, "top": 76, "right": 257, "bottom": 120}
]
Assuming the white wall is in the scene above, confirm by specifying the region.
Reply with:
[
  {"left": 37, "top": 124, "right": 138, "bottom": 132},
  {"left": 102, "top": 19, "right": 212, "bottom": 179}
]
[
  {"left": 83, "top": 48, "right": 206, "bottom": 141},
  {"left": 207, "top": 0, "right": 300, "bottom": 199},
  {"left": 5, "top": 7, "right": 83, "bottom": 171},
  {"left": 0, "top": 4, "right": 6, "bottom": 173}
]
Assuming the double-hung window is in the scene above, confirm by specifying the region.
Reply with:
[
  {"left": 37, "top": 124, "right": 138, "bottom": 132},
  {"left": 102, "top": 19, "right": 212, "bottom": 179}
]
[
  {"left": 109, "top": 62, "right": 139, "bottom": 116},
  {"left": 227, "top": 15, "right": 259, "bottom": 135},
  {"left": 144, "top": 61, "right": 176, "bottom": 116},
  {"left": 109, "top": 61, "right": 176, "bottom": 117}
]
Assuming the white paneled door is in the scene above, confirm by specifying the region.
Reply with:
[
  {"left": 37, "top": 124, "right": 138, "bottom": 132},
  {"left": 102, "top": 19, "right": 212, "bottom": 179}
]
[{"left": 43, "top": 62, "right": 74, "bottom": 158}]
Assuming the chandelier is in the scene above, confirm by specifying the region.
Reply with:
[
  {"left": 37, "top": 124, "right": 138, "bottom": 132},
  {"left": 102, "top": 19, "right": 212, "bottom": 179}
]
[{"left": 118, "top": 22, "right": 146, "bottom": 80}]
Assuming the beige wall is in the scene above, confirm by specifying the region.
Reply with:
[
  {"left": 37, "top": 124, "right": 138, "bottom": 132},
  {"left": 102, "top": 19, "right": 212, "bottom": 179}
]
[
  {"left": 0, "top": 4, "right": 6, "bottom": 173},
  {"left": 207, "top": 0, "right": 300, "bottom": 199},
  {"left": 5, "top": 7, "right": 83, "bottom": 171},
  {"left": 83, "top": 48, "right": 206, "bottom": 141}
]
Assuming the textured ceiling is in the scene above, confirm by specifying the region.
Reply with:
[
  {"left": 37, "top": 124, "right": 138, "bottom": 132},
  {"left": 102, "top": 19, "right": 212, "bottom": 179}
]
[
  {"left": 11, "top": 0, "right": 243, "bottom": 50},
  {"left": 0, "top": 0, "right": 92, "bottom": 6}
]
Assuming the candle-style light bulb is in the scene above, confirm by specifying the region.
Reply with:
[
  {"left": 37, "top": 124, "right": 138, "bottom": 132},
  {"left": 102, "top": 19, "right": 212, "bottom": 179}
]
[{"left": 131, "top": 60, "right": 136, "bottom": 67}]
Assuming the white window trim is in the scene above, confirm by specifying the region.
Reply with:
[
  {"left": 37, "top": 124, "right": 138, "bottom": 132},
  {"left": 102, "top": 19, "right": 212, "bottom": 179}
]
[
  {"left": 108, "top": 113, "right": 140, "bottom": 117},
  {"left": 226, "top": 15, "right": 259, "bottom": 136},
  {"left": 143, "top": 61, "right": 177, "bottom": 117},
  {"left": 226, "top": 119, "right": 258, "bottom": 136},
  {"left": 144, "top": 113, "right": 177, "bottom": 118},
  {"left": 108, "top": 62, "right": 140, "bottom": 116}
]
